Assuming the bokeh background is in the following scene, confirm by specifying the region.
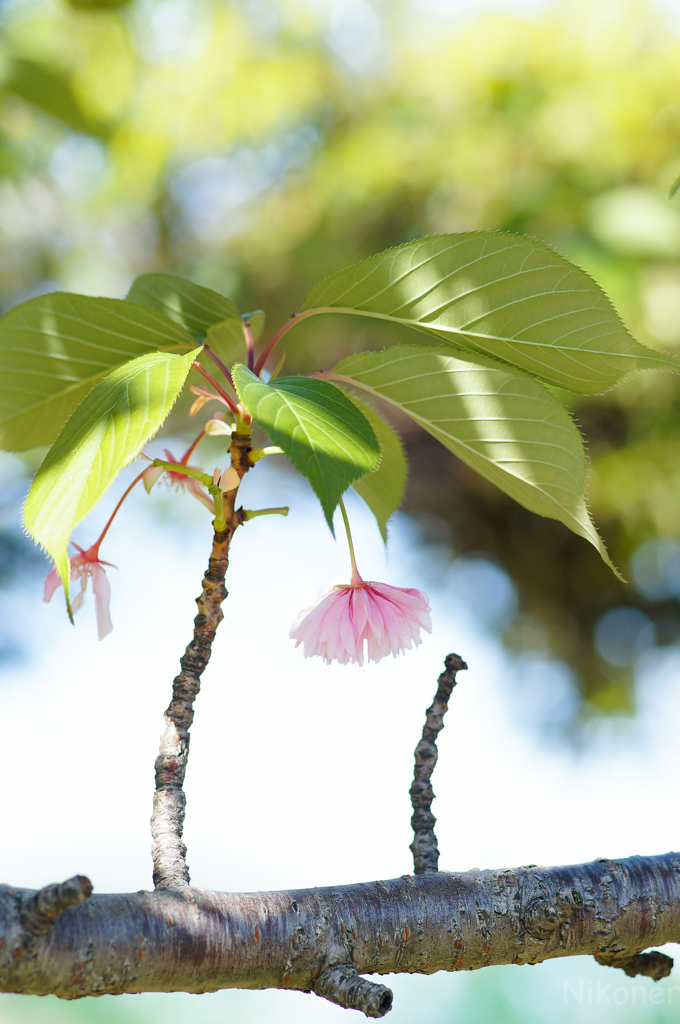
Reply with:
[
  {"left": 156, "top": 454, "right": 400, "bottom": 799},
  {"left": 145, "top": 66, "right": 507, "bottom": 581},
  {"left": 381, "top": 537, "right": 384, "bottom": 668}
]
[{"left": 3, "top": 0, "right": 680, "bottom": 1020}]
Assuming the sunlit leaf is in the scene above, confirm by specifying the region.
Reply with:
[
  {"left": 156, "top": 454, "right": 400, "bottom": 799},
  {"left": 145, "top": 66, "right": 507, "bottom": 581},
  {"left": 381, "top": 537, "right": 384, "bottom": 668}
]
[
  {"left": 232, "top": 364, "right": 379, "bottom": 528},
  {"left": 304, "top": 233, "right": 678, "bottom": 394},
  {"left": 349, "top": 397, "right": 407, "bottom": 542},
  {"left": 23, "top": 347, "right": 201, "bottom": 610},
  {"left": 334, "top": 345, "right": 621, "bottom": 577},
  {"left": 0, "top": 293, "right": 196, "bottom": 452}
]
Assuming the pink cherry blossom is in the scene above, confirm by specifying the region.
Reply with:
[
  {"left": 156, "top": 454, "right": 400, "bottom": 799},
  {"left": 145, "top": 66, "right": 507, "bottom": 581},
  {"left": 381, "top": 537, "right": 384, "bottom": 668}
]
[
  {"left": 44, "top": 542, "right": 114, "bottom": 641},
  {"left": 290, "top": 574, "right": 432, "bottom": 666}
]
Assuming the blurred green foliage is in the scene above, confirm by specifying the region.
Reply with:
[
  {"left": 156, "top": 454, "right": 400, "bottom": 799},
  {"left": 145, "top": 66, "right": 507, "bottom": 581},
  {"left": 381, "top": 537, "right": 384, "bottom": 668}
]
[{"left": 2, "top": 0, "right": 680, "bottom": 721}]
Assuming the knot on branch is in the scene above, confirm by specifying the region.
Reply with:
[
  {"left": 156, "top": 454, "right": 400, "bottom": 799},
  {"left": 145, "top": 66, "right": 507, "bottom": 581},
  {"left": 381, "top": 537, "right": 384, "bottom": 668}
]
[
  {"left": 21, "top": 875, "right": 92, "bottom": 936},
  {"left": 523, "top": 888, "right": 584, "bottom": 940},
  {"left": 314, "top": 964, "right": 393, "bottom": 1018},
  {"left": 595, "top": 950, "right": 674, "bottom": 981}
]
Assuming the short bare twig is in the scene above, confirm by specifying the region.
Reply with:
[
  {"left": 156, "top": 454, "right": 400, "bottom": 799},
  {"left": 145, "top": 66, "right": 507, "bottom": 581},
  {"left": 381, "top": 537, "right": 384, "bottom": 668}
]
[{"left": 409, "top": 653, "right": 467, "bottom": 874}]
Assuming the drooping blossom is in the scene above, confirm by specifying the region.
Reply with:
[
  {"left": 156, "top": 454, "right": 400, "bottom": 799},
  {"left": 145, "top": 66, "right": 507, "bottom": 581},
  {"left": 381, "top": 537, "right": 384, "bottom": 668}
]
[
  {"left": 291, "top": 496, "right": 432, "bottom": 666},
  {"left": 44, "top": 542, "right": 114, "bottom": 641},
  {"left": 290, "top": 572, "right": 432, "bottom": 666},
  {"left": 142, "top": 447, "right": 240, "bottom": 514},
  {"left": 42, "top": 468, "right": 151, "bottom": 640},
  {"left": 142, "top": 448, "right": 215, "bottom": 512}
]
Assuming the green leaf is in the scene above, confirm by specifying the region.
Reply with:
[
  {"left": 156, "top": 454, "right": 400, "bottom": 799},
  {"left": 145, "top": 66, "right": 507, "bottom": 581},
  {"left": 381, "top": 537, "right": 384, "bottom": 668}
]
[
  {"left": 232, "top": 365, "right": 380, "bottom": 528},
  {"left": 671, "top": 175, "right": 680, "bottom": 200},
  {"left": 204, "top": 318, "right": 249, "bottom": 368},
  {"left": 303, "top": 233, "right": 678, "bottom": 394},
  {"left": 67, "top": 0, "right": 130, "bottom": 10},
  {"left": 126, "top": 273, "right": 242, "bottom": 338},
  {"left": 243, "top": 310, "right": 265, "bottom": 342},
  {"left": 349, "top": 397, "right": 407, "bottom": 542},
  {"left": 334, "top": 345, "right": 621, "bottom": 578},
  {"left": 24, "top": 347, "right": 201, "bottom": 610},
  {"left": 6, "top": 58, "right": 111, "bottom": 139},
  {"left": 0, "top": 293, "right": 197, "bottom": 453}
]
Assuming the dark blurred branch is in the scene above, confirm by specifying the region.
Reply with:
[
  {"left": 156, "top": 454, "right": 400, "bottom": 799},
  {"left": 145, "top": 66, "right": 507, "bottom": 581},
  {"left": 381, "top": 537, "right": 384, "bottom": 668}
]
[
  {"left": 410, "top": 653, "right": 467, "bottom": 874},
  {"left": 595, "top": 950, "right": 673, "bottom": 980}
]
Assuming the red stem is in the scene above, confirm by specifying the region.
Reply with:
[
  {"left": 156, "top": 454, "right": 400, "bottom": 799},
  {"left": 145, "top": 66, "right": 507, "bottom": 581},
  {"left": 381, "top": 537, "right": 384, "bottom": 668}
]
[
  {"left": 191, "top": 363, "right": 241, "bottom": 417},
  {"left": 253, "top": 308, "right": 324, "bottom": 376},
  {"left": 181, "top": 429, "right": 207, "bottom": 465},
  {"left": 92, "top": 469, "right": 147, "bottom": 552},
  {"left": 244, "top": 323, "right": 255, "bottom": 371},
  {"left": 201, "top": 343, "right": 236, "bottom": 390}
]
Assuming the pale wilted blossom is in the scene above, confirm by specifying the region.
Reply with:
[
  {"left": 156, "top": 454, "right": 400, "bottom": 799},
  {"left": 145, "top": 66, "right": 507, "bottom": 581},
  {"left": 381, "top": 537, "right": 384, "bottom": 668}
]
[
  {"left": 142, "top": 450, "right": 239, "bottom": 513},
  {"left": 142, "top": 448, "right": 215, "bottom": 512},
  {"left": 44, "top": 542, "right": 114, "bottom": 641}
]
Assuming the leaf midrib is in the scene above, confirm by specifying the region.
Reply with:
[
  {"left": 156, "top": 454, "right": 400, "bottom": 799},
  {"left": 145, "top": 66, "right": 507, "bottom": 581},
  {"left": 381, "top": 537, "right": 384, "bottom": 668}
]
[{"left": 316, "top": 305, "right": 638, "bottom": 359}]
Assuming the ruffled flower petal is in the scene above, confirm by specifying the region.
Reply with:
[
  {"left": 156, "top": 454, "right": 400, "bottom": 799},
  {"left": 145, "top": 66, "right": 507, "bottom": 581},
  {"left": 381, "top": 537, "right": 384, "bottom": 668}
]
[{"left": 290, "top": 579, "right": 432, "bottom": 666}]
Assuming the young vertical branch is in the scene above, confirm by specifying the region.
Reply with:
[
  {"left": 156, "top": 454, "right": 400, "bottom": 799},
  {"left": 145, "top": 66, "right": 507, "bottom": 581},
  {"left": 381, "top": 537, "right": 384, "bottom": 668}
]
[
  {"left": 409, "top": 653, "right": 467, "bottom": 874},
  {"left": 151, "top": 429, "right": 252, "bottom": 890}
]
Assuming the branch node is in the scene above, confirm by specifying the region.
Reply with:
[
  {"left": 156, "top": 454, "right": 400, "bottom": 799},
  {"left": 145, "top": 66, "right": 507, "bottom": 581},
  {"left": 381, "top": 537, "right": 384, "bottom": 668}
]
[
  {"left": 409, "top": 653, "right": 467, "bottom": 874},
  {"left": 594, "top": 950, "right": 674, "bottom": 981},
  {"left": 523, "top": 888, "right": 584, "bottom": 939},
  {"left": 314, "top": 964, "right": 393, "bottom": 1018},
  {"left": 22, "top": 875, "right": 92, "bottom": 935}
]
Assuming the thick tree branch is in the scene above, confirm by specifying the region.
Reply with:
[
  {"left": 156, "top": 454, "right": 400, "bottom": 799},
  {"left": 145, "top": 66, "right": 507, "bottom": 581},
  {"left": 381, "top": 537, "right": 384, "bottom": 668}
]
[
  {"left": 2, "top": 854, "right": 678, "bottom": 1014},
  {"left": 151, "top": 429, "right": 252, "bottom": 889},
  {"left": 409, "top": 653, "right": 467, "bottom": 874}
]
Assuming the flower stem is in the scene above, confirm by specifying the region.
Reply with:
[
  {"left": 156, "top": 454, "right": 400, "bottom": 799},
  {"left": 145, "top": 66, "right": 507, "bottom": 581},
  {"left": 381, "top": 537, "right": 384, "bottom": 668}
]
[
  {"left": 249, "top": 445, "right": 284, "bottom": 464},
  {"left": 93, "top": 469, "right": 147, "bottom": 550},
  {"left": 244, "top": 322, "right": 255, "bottom": 371},
  {"left": 152, "top": 460, "right": 213, "bottom": 487},
  {"left": 244, "top": 506, "right": 289, "bottom": 520},
  {"left": 207, "top": 486, "right": 227, "bottom": 532},
  {"left": 181, "top": 429, "right": 207, "bottom": 464},
  {"left": 338, "top": 496, "right": 362, "bottom": 585}
]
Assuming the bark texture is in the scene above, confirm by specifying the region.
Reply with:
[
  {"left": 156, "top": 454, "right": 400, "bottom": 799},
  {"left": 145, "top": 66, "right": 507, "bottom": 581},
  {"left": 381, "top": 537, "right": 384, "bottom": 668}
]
[
  {"left": 409, "top": 653, "right": 467, "bottom": 874},
  {"left": 1, "top": 854, "right": 677, "bottom": 1015},
  {"left": 151, "top": 430, "right": 251, "bottom": 890}
]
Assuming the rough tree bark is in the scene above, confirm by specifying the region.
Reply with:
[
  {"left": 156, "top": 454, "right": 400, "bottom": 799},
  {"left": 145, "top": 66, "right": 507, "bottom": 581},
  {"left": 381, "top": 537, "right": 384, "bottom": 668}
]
[
  {"left": 1, "top": 856, "right": 678, "bottom": 1016},
  {"left": 409, "top": 653, "right": 467, "bottom": 875},
  {"left": 2, "top": 435, "right": 677, "bottom": 1016}
]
